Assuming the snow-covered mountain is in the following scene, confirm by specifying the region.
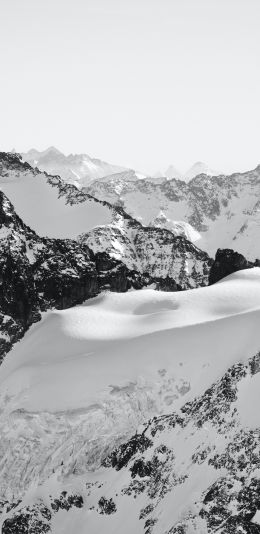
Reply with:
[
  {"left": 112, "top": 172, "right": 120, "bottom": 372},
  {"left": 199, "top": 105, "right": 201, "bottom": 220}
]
[
  {"left": 0, "top": 153, "right": 211, "bottom": 286},
  {"left": 21, "top": 147, "right": 128, "bottom": 187},
  {"left": 1, "top": 150, "right": 260, "bottom": 533},
  {"left": 22, "top": 149, "right": 218, "bottom": 187},
  {"left": 0, "top": 268, "right": 260, "bottom": 533},
  {"left": 153, "top": 162, "right": 219, "bottom": 182},
  {"left": 164, "top": 164, "right": 182, "bottom": 180},
  {"left": 184, "top": 161, "right": 219, "bottom": 181},
  {"left": 86, "top": 165, "right": 260, "bottom": 260},
  {"left": 0, "top": 152, "right": 212, "bottom": 361}
]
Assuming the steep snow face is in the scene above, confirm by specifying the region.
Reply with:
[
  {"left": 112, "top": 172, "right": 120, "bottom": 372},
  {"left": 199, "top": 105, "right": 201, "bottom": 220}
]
[
  {"left": 86, "top": 165, "right": 260, "bottom": 260},
  {"left": 22, "top": 147, "right": 128, "bottom": 187},
  {"left": 0, "top": 269, "right": 260, "bottom": 508}
]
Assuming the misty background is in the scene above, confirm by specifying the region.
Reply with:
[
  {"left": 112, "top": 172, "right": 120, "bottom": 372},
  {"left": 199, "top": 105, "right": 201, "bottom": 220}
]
[{"left": 0, "top": 0, "right": 259, "bottom": 175}]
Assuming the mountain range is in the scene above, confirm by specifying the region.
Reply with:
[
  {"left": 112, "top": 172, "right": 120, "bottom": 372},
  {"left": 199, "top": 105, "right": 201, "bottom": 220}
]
[
  {"left": 0, "top": 152, "right": 211, "bottom": 361},
  {"left": 20, "top": 147, "right": 260, "bottom": 260},
  {"left": 85, "top": 165, "right": 260, "bottom": 261},
  {"left": 21, "top": 147, "right": 218, "bottom": 185},
  {"left": 21, "top": 147, "right": 143, "bottom": 187},
  {"left": 0, "top": 149, "right": 260, "bottom": 534},
  {"left": 159, "top": 161, "right": 219, "bottom": 181}
]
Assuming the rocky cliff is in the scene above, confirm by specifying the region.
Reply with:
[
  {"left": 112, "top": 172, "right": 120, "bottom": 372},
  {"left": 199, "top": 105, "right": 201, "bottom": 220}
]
[{"left": 209, "top": 248, "right": 260, "bottom": 285}]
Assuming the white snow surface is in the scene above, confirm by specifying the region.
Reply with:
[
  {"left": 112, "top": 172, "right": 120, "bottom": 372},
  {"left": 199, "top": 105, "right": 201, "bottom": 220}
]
[
  {"left": 1, "top": 268, "right": 260, "bottom": 415},
  {"left": 1, "top": 270, "right": 260, "bottom": 530},
  {"left": 0, "top": 171, "right": 113, "bottom": 238}
]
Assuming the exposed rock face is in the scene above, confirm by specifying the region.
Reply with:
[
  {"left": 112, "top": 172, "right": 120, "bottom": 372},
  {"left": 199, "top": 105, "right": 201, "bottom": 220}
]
[
  {"left": 209, "top": 248, "right": 260, "bottom": 285},
  {"left": 2, "top": 492, "right": 83, "bottom": 534},
  {"left": 3, "top": 351, "right": 260, "bottom": 533},
  {"left": 82, "top": 221, "right": 212, "bottom": 290},
  {"left": 85, "top": 165, "right": 260, "bottom": 260},
  {"left": 0, "top": 151, "right": 32, "bottom": 175}
]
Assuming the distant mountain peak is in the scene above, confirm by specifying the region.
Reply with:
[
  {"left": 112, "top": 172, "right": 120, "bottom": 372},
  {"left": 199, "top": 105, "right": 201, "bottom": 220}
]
[
  {"left": 184, "top": 161, "right": 219, "bottom": 180},
  {"left": 165, "top": 164, "right": 182, "bottom": 180},
  {"left": 153, "top": 162, "right": 219, "bottom": 182},
  {"left": 21, "top": 148, "right": 127, "bottom": 186},
  {"left": 45, "top": 145, "right": 63, "bottom": 154}
]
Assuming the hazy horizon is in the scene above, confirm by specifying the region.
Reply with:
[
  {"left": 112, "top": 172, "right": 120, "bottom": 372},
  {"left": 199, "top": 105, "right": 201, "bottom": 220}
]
[
  {"left": 16, "top": 145, "right": 260, "bottom": 177},
  {"left": 1, "top": 0, "right": 259, "bottom": 175}
]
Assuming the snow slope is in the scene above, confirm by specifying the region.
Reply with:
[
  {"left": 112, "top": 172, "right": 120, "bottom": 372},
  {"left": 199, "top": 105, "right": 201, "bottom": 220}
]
[
  {"left": 0, "top": 269, "right": 260, "bottom": 508},
  {"left": 0, "top": 171, "right": 113, "bottom": 239},
  {"left": 1, "top": 268, "right": 260, "bottom": 415}
]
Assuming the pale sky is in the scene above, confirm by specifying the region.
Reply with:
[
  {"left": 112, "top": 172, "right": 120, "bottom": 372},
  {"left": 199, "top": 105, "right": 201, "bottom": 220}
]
[{"left": 0, "top": 0, "right": 259, "bottom": 175}]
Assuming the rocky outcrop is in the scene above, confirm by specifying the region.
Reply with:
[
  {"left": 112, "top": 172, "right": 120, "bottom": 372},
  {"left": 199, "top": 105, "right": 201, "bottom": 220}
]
[
  {"left": 209, "top": 248, "right": 260, "bottom": 285},
  {"left": 3, "top": 351, "right": 260, "bottom": 533},
  {"left": 2, "top": 492, "right": 83, "bottom": 534}
]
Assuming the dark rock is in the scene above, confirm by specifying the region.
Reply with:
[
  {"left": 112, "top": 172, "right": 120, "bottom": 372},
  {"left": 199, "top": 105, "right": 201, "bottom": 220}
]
[
  {"left": 209, "top": 248, "right": 258, "bottom": 285},
  {"left": 98, "top": 496, "right": 116, "bottom": 515},
  {"left": 2, "top": 505, "right": 51, "bottom": 534},
  {"left": 102, "top": 433, "right": 153, "bottom": 470}
]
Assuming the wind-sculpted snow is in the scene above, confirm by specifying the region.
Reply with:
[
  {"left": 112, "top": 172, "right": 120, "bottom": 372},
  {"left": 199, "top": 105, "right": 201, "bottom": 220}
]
[{"left": 0, "top": 270, "right": 260, "bottom": 532}]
